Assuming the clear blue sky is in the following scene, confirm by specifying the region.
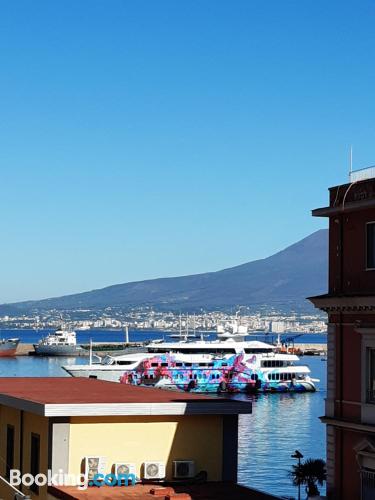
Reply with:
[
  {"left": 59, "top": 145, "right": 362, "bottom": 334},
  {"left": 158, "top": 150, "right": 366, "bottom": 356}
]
[{"left": 1, "top": 0, "right": 374, "bottom": 302}]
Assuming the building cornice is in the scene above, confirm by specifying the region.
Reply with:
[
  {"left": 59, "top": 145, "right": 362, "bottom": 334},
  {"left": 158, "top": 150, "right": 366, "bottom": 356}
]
[
  {"left": 320, "top": 416, "right": 375, "bottom": 434},
  {"left": 0, "top": 395, "right": 252, "bottom": 417},
  {"left": 308, "top": 295, "right": 375, "bottom": 313},
  {"left": 312, "top": 197, "right": 375, "bottom": 217}
]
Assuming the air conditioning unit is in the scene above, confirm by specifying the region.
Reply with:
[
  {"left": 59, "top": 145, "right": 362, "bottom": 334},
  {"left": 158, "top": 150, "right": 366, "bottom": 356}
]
[
  {"left": 84, "top": 456, "right": 106, "bottom": 482},
  {"left": 143, "top": 461, "right": 166, "bottom": 480},
  {"left": 113, "top": 463, "right": 137, "bottom": 484},
  {"left": 173, "top": 460, "right": 195, "bottom": 479},
  {"left": 113, "top": 462, "right": 136, "bottom": 476}
]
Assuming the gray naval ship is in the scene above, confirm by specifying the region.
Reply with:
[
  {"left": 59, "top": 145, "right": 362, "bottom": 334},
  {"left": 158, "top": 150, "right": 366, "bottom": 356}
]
[{"left": 34, "top": 327, "right": 81, "bottom": 356}]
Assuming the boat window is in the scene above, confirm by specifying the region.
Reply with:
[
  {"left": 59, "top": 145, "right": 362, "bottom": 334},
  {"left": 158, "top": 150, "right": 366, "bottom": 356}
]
[
  {"left": 199, "top": 363, "right": 206, "bottom": 366},
  {"left": 151, "top": 363, "right": 159, "bottom": 367},
  {"left": 222, "top": 363, "right": 228, "bottom": 367},
  {"left": 245, "top": 348, "right": 272, "bottom": 354},
  {"left": 176, "top": 363, "right": 183, "bottom": 367},
  {"left": 161, "top": 363, "right": 168, "bottom": 367},
  {"left": 117, "top": 361, "right": 134, "bottom": 366},
  {"left": 150, "top": 374, "right": 154, "bottom": 379},
  {"left": 102, "top": 356, "right": 114, "bottom": 365},
  {"left": 185, "top": 363, "right": 192, "bottom": 367},
  {"left": 144, "top": 375, "right": 148, "bottom": 379}
]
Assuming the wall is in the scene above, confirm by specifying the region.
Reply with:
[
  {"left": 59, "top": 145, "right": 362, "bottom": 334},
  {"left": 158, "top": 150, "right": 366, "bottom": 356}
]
[
  {"left": 0, "top": 407, "right": 50, "bottom": 499},
  {"left": 329, "top": 208, "right": 375, "bottom": 295},
  {"left": 21, "top": 411, "right": 49, "bottom": 499},
  {"left": 68, "top": 415, "right": 223, "bottom": 481}
]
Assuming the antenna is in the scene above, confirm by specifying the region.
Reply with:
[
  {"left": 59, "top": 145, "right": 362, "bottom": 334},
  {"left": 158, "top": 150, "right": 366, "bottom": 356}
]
[{"left": 350, "top": 145, "right": 353, "bottom": 176}]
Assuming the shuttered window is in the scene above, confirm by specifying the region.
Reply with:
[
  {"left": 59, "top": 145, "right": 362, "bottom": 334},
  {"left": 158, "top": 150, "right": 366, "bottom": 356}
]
[
  {"left": 367, "top": 223, "right": 375, "bottom": 269},
  {"left": 30, "top": 433, "right": 40, "bottom": 494},
  {"left": 6, "top": 425, "right": 14, "bottom": 479}
]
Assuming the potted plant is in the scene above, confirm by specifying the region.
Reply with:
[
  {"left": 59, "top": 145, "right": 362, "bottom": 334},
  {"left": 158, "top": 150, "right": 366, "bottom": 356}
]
[{"left": 290, "top": 458, "right": 327, "bottom": 498}]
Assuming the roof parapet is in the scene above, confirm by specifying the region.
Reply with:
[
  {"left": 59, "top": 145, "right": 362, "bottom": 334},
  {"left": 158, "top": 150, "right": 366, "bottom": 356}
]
[{"left": 349, "top": 165, "right": 375, "bottom": 183}]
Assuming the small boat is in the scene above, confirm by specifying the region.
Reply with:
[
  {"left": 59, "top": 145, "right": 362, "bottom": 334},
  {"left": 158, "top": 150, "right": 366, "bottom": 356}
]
[
  {"left": 0, "top": 338, "right": 19, "bottom": 357},
  {"left": 34, "top": 328, "right": 81, "bottom": 356}
]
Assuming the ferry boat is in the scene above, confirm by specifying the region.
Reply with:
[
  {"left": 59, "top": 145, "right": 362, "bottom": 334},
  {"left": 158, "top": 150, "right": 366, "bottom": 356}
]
[
  {"left": 34, "top": 328, "right": 81, "bottom": 356},
  {"left": 0, "top": 338, "right": 20, "bottom": 357},
  {"left": 119, "top": 353, "right": 259, "bottom": 393},
  {"left": 63, "top": 338, "right": 317, "bottom": 392}
]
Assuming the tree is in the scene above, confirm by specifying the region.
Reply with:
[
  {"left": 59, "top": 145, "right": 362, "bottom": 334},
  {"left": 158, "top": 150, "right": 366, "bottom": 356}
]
[{"left": 290, "top": 458, "right": 327, "bottom": 497}]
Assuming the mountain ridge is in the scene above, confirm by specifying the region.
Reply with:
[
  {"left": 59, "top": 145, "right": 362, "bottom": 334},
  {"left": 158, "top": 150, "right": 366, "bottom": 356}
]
[{"left": 0, "top": 229, "right": 328, "bottom": 313}]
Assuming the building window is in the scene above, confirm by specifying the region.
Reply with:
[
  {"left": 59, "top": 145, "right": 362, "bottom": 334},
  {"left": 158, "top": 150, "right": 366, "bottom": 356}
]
[
  {"left": 6, "top": 425, "right": 15, "bottom": 479},
  {"left": 367, "top": 348, "right": 375, "bottom": 403},
  {"left": 30, "top": 433, "right": 40, "bottom": 494},
  {"left": 367, "top": 223, "right": 375, "bottom": 269},
  {"left": 361, "top": 469, "right": 375, "bottom": 499}
]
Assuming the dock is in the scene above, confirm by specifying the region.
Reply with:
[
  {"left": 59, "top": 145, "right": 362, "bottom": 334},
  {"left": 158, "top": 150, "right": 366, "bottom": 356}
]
[
  {"left": 14, "top": 342, "right": 148, "bottom": 357},
  {"left": 13, "top": 342, "right": 327, "bottom": 357}
]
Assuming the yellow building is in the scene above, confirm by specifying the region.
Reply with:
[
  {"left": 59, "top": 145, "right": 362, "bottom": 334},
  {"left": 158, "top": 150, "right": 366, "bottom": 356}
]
[{"left": 0, "top": 377, "right": 253, "bottom": 500}]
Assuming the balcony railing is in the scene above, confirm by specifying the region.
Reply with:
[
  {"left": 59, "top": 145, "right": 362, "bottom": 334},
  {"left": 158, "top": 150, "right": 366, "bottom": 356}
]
[
  {"left": 349, "top": 166, "right": 375, "bottom": 183},
  {"left": 366, "top": 389, "right": 375, "bottom": 403},
  {"left": 361, "top": 469, "right": 375, "bottom": 499}
]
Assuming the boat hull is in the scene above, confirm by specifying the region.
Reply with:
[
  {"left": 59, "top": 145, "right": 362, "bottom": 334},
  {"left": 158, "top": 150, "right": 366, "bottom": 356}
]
[
  {"left": 33, "top": 345, "right": 81, "bottom": 356},
  {"left": 0, "top": 339, "right": 20, "bottom": 357}
]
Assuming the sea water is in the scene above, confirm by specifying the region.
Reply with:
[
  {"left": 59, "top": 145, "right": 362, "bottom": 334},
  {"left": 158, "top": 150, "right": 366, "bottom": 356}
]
[{"left": 0, "top": 329, "right": 326, "bottom": 499}]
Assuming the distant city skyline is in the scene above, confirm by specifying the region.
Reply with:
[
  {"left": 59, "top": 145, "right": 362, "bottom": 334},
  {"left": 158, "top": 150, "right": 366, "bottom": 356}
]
[{"left": 1, "top": 1, "right": 374, "bottom": 302}]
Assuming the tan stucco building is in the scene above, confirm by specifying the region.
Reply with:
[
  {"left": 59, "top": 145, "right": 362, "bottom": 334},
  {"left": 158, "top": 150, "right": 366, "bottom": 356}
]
[{"left": 0, "top": 377, "right": 253, "bottom": 500}]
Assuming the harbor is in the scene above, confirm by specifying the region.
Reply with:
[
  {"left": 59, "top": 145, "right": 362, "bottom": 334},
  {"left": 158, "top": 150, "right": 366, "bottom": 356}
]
[
  {"left": 0, "top": 328, "right": 327, "bottom": 497},
  {"left": 0, "top": 350, "right": 326, "bottom": 498},
  {"left": 11, "top": 341, "right": 328, "bottom": 357}
]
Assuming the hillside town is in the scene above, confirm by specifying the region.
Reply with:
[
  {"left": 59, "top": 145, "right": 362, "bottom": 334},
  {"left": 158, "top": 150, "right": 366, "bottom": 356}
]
[{"left": 0, "top": 307, "right": 327, "bottom": 334}]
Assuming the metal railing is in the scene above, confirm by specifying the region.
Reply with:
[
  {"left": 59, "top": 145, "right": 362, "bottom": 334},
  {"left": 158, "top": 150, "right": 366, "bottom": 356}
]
[
  {"left": 0, "top": 474, "right": 30, "bottom": 499},
  {"left": 361, "top": 469, "right": 375, "bottom": 499},
  {"left": 349, "top": 166, "right": 375, "bottom": 183}
]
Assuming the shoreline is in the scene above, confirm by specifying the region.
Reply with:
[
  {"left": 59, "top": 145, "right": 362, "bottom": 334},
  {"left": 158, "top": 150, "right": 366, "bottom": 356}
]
[{"left": 13, "top": 341, "right": 327, "bottom": 357}]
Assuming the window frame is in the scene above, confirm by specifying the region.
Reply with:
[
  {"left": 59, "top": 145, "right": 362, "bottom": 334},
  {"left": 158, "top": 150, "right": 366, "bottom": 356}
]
[
  {"left": 6, "top": 424, "right": 15, "bottom": 479},
  {"left": 30, "top": 432, "right": 40, "bottom": 495},
  {"left": 367, "top": 347, "right": 375, "bottom": 404},
  {"left": 366, "top": 221, "right": 375, "bottom": 271}
]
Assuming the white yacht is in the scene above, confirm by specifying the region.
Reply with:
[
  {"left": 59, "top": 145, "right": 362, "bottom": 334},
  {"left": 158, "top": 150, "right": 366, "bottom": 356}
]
[{"left": 62, "top": 336, "right": 317, "bottom": 392}]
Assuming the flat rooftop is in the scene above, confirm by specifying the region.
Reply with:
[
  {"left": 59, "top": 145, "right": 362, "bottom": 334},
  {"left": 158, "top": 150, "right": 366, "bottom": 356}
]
[
  {"left": 0, "top": 378, "right": 252, "bottom": 417},
  {"left": 49, "top": 482, "right": 282, "bottom": 500}
]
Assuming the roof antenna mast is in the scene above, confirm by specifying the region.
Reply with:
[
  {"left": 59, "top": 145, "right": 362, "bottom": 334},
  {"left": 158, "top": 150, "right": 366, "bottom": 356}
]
[{"left": 349, "top": 145, "right": 353, "bottom": 178}]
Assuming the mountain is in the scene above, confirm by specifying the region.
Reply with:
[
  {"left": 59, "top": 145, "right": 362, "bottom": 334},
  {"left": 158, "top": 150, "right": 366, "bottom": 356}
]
[{"left": 0, "top": 229, "right": 328, "bottom": 313}]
